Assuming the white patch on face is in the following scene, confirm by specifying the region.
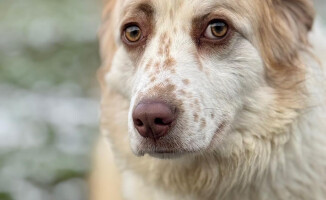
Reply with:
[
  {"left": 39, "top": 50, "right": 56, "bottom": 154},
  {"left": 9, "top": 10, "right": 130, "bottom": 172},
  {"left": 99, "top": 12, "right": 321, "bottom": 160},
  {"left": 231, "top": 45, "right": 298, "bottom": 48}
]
[
  {"left": 105, "top": 48, "right": 136, "bottom": 98},
  {"left": 105, "top": 0, "right": 265, "bottom": 158}
]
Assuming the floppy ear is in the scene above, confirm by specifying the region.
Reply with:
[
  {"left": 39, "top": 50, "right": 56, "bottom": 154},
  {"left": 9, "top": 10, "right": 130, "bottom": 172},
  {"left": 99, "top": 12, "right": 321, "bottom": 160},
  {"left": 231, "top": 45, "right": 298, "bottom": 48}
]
[
  {"left": 258, "top": 0, "right": 315, "bottom": 69},
  {"left": 97, "top": 0, "right": 118, "bottom": 88},
  {"left": 101, "top": 0, "right": 117, "bottom": 20}
]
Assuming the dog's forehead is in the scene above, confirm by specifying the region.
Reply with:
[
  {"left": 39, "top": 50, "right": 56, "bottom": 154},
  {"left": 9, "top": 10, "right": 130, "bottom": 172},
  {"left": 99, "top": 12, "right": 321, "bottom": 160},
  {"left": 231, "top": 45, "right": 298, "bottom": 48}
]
[
  {"left": 119, "top": 0, "right": 254, "bottom": 20},
  {"left": 116, "top": 0, "right": 257, "bottom": 39},
  {"left": 113, "top": 0, "right": 256, "bottom": 49}
]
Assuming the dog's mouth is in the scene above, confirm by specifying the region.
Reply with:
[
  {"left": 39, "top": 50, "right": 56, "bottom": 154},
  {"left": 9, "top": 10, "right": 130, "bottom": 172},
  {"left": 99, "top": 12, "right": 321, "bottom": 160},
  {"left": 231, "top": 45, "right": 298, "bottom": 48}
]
[
  {"left": 132, "top": 120, "right": 229, "bottom": 159},
  {"left": 148, "top": 151, "right": 189, "bottom": 159},
  {"left": 138, "top": 148, "right": 198, "bottom": 159},
  {"left": 134, "top": 140, "right": 192, "bottom": 158}
]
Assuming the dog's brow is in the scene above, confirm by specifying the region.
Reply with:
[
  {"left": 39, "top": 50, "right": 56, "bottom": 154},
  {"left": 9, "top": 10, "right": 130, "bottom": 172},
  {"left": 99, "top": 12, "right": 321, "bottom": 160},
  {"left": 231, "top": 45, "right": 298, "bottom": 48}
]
[
  {"left": 191, "top": 13, "right": 210, "bottom": 40},
  {"left": 123, "top": 1, "right": 154, "bottom": 18},
  {"left": 193, "top": 13, "right": 210, "bottom": 26},
  {"left": 136, "top": 3, "right": 154, "bottom": 17}
]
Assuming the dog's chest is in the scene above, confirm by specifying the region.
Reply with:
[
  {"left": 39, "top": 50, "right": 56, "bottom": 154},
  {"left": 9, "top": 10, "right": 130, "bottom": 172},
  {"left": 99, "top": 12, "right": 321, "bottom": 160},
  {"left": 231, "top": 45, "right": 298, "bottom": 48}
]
[{"left": 121, "top": 171, "right": 195, "bottom": 200}]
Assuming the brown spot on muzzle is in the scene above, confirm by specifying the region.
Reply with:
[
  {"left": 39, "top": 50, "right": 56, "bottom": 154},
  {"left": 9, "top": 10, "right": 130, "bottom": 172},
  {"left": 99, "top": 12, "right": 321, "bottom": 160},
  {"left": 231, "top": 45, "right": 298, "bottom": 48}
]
[
  {"left": 150, "top": 76, "right": 156, "bottom": 82},
  {"left": 164, "top": 57, "right": 176, "bottom": 69},
  {"left": 200, "top": 118, "right": 206, "bottom": 129},
  {"left": 158, "top": 33, "right": 168, "bottom": 55},
  {"left": 145, "top": 59, "right": 153, "bottom": 71},
  {"left": 158, "top": 33, "right": 173, "bottom": 59},
  {"left": 136, "top": 82, "right": 184, "bottom": 120},
  {"left": 193, "top": 113, "right": 199, "bottom": 122},
  {"left": 182, "top": 79, "right": 190, "bottom": 85}
]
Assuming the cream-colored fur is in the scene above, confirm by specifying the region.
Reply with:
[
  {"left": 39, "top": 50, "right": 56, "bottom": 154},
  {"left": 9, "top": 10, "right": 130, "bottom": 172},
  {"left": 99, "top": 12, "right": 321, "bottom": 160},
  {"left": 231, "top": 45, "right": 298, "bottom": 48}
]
[{"left": 90, "top": 0, "right": 326, "bottom": 199}]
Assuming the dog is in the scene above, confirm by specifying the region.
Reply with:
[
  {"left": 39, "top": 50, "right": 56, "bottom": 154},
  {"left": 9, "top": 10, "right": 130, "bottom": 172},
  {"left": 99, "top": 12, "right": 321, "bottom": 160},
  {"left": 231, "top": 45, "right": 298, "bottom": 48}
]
[{"left": 90, "top": 0, "right": 326, "bottom": 199}]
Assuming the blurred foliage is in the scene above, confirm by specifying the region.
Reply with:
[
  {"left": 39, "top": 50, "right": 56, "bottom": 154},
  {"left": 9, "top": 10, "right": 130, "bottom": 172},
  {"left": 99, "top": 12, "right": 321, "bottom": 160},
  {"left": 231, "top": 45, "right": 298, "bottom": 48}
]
[
  {"left": 0, "top": 0, "right": 101, "bottom": 199},
  {"left": 0, "top": 41, "right": 100, "bottom": 94},
  {"left": 0, "top": 193, "right": 13, "bottom": 200},
  {"left": 0, "top": 0, "right": 101, "bottom": 96}
]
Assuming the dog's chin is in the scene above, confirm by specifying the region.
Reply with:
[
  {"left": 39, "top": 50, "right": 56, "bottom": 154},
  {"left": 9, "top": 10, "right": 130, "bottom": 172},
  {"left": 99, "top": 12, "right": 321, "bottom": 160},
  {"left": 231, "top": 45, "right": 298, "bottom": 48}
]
[
  {"left": 148, "top": 152, "right": 188, "bottom": 159},
  {"left": 130, "top": 121, "right": 229, "bottom": 159},
  {"left": 131, "top": 140, "right": 200, "bottom": 159},
  {"left": 132, "top": 146, "right": 194, "bottom": 159},
  {"left": 131, "top": 140, "right": 209, "bottom": 160},
  {"left": 133, "top": 149, "right": 195, "bottom": 159}
]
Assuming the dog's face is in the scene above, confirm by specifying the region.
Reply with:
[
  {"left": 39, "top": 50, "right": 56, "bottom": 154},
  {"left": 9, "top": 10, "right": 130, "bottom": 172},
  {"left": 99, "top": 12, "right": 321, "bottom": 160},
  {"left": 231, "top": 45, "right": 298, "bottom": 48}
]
[{"left": 102, "top": 0, "right": 314, "bottom": 159}]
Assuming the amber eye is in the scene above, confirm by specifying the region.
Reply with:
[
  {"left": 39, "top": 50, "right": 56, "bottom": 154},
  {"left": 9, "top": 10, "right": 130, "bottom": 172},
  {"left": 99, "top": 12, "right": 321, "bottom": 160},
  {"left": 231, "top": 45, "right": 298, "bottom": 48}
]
[
  {"left": 204, "top": 20, "right": 228, "bottom": 39},
  {"left": 124, "top": 25, "right": 142, "bottom": 42}
]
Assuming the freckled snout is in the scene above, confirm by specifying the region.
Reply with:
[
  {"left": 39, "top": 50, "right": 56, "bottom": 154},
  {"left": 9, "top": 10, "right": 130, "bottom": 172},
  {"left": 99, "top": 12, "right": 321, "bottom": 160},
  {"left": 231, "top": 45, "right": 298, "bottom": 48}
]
[{"left": 132, "top": 100, "right": 176, "bottom": 140}]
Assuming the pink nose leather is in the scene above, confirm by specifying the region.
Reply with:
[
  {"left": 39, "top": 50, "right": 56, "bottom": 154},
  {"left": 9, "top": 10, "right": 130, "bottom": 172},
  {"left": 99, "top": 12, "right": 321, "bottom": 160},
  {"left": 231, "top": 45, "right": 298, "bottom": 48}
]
[{"left": 132, "top": 100, "right": 176, "bottom": 140}]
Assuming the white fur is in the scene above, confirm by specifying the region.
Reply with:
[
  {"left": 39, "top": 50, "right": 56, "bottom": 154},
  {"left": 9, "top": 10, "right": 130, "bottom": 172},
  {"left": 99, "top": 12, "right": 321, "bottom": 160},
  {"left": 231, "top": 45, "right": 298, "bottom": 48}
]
[{"left": 99, "top": 1, "right": 326, "bottom": 198}]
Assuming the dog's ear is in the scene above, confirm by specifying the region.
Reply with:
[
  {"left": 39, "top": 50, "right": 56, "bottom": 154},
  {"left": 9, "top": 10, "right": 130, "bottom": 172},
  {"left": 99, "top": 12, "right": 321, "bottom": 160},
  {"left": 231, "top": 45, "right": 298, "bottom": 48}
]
[
  {"left": 258, "top": 0, "right": 315, "bottom": 69},
  {"left": 101, "top": 0, "right": 117, "bottom": 20},
  {"left": 97, "top": 0, "right": 118, "bottom": 88}
]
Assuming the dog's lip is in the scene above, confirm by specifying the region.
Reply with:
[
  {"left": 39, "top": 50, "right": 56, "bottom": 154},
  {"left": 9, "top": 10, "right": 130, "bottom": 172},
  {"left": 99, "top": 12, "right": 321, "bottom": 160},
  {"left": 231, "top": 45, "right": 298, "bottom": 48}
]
[
  {"left": 135, "top": 148, "right": 195, "bottom": 158},
  {"left": 207, "top": 120, "right": 229, "bottom": 148},
  {"left": 144, "top": 149, "right": 189, "bottom": 155},
  {"left": 152, "top": 150, "right": 176, "bottom": 154},
  {"left": 148, "top": 151, "right": 189, "bottom": 159},
  {"left": 139, "top": 147, "right": 203, "bottom": 159}
]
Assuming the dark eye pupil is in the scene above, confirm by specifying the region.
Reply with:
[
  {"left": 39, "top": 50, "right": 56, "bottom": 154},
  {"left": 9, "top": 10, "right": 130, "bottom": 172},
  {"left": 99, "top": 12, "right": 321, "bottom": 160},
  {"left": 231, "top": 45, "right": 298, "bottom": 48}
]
[
  {"left": 127, "top": 26, "right": 140, "bottom": 37},
  {"left": 212, "top": 22, "right": 225, "bottom": 33},
  {"left": 130, "top": 30, "right": 139, "bottom": 37}
]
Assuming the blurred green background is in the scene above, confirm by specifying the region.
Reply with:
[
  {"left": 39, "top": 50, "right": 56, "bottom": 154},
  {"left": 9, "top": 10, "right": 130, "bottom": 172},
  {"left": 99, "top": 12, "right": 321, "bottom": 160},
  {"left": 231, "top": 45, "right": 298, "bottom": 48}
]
[
  {"left": 0, "top": 0, "right": 325, "bottom": 200},
  {"left": 0, "top": 0, "right": 101, "bottom": 200}
]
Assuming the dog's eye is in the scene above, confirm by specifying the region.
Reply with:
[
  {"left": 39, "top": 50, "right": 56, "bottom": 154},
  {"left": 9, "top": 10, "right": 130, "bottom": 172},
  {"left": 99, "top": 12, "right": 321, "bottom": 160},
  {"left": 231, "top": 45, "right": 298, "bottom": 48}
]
[
  {"left": 204, "top": 20, "right": 228, "bottom": 39},
  {"left": 124, "top": 25, "right": 142, "bottom": 42}
]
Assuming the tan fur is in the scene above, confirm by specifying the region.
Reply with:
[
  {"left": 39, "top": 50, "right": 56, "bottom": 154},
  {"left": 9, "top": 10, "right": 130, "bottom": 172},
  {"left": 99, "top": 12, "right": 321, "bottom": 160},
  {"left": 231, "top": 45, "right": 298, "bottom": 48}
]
[
  {"left": 97, "top": 0, "right": 117, "bottom": 88},
  {"left": 89, "top": 137, "right": 123, "bottom": 200},
  {"left": 91, "top": 0, "right": 326, "bottom": 199}
]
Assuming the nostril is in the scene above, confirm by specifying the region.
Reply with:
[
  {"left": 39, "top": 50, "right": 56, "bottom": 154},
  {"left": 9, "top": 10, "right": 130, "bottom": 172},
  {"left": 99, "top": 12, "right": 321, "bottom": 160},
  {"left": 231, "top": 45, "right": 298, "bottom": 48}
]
[
  {"left": 154, "top": 118, "right": 165, "bottom": 125},
  {"left": 135, "top": 119, "right": 144, "bottom": 126},
  {"left": 154, "top": 118, "right": 173, "bottom": 125}
]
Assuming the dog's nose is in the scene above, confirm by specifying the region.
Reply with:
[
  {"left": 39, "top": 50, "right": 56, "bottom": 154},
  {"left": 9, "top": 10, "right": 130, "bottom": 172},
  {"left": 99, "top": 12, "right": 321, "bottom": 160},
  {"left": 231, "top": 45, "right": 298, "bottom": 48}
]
[{"left": 132, "top": 101, "right": 176, "bottom": 139}]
